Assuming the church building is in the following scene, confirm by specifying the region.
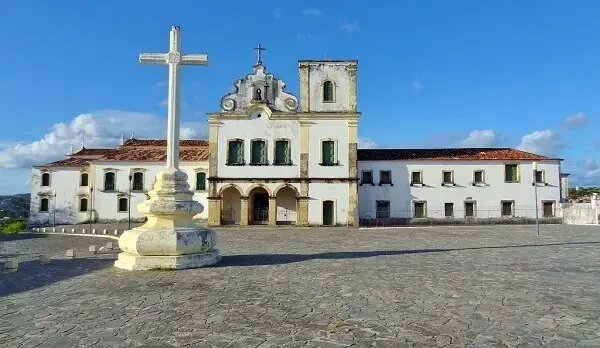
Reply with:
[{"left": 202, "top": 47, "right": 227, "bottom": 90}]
[{"left": 28, "top": 52, "right": 566, "bottom": 228}]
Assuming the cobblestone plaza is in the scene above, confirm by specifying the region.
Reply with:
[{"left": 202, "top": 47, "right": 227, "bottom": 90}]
[{"left": 1, "top": 225, "right": 599, "bottom": 347}]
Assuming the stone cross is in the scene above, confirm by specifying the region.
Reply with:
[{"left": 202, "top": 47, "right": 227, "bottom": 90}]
[
  {"left": 254, "top": 44, "right": 266, "bottom": 64},
  {"left": 139, "top": 26, "right": 209, "bottom": 169}
]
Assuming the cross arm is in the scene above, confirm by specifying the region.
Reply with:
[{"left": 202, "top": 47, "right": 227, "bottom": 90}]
[
  {"left": 139, "top": 53, "right": 167, "bottom": 65},
  {"left": 181, "top": 54, "right": 209, "bottom": 65}
]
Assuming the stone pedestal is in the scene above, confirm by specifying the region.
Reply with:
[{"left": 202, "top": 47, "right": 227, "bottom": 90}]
[{"left": 114, "top": 169, "right": 220, "bottom": 271}]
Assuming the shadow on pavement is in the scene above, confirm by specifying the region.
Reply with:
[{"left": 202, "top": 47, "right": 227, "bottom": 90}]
[
  {"left": 216, "top": 241, "right": 600, "bottom": 267},
  {"left": 0, "top": 233, "right": 47, "bottom": 242},
  {"left": 0, "top": 258, "right": 114, "bottom": 297}
]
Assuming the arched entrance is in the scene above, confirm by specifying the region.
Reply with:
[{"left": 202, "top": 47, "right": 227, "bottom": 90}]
[
  {"left": 221, "top": 186, "right": 242, "bottom": 225},
  {"left": 276, "top": 186, "right": 298, "bottom": 225},
  {"left": 248, "top": 187, "right": 270, "bottom": 225}
]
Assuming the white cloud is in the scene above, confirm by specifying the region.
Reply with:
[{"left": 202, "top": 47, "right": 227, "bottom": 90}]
[
  {"left": 460, "top": 130, "right": 498, "bottom": 148},
  {"left": 358, "top": 137, "right": 378, "bottom": 149},
  {"left": 341, "top": 21, "right": 361, "bottom": 33},
  {"left": 273, "top": 8, "right": 283, "bottom": 19},
  {"left": 301, "top": 8, "right": 322, "bottom": 16},
  {"left": 0, "top": 110, "right": 207, "bottom": 169},
  {"left": 412, "top": 78, "right": 423, "bottom": 92},
  {"left": 158, "top": 99, "right": 168, "bottom": 107},
  {"left": 563, "top": 112, "right": 588, "bottom": 129},
  {"left": 516, "top": 130, "right": 563, "bottom": 156},
  {"left": 570, "top": 156, "right": 600, "bottom": 186}
]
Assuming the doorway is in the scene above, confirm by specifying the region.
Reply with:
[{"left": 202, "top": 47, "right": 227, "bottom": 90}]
[
  {"left": 252, "top": 192, "right": 269, "bottom": 224},
  {"left": 322, "top": 200, "right": 334, "bottom": 226}
]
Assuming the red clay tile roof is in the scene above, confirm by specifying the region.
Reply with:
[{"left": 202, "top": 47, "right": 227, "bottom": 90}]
[
  {"left": 357, "top": 148, "right": 561, "bottom": 161},
  {"left": 70, "top": 148, "right": 116, "bottom": 157},
  {"left": 37, "top": 157, "right": 94, "bottom": 168},
  {"left": 96, "top": 147, "right": 209, "bottom": 162},
  {"left": 122, "top": 139, "right": 209, "bottom": 147}
]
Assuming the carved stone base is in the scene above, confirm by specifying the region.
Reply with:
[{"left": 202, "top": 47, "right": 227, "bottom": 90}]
[{"left": 114, "top": 249, "right": 220, "bottom": 270}]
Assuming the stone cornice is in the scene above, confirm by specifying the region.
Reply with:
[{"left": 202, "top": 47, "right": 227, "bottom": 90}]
[{"left": 207, "top": 112, "right": 360, "bottom": 121}]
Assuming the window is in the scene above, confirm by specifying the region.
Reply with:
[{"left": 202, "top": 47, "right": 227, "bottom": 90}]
[
  {"left": 321, "top": 140, "right": 336, "bottom": 166},
  {"left": 413, "top": 201, "right": 426, "bottom": 218},
  {"left": 505, "top": 164, "right": 519, "bottom": 183},
  {"left": 118, "top": 198, "right": 128, "bottom": 212},
  {"left": 543, "top": 201, "right": 555, "bottom": 217},
  {"left": 79, "top": 198, "right": 88, "bottom": 212},
  {"left": 250, "top": 140, "right": 267, "bottom": 165},
  {"left": 380, "top": 171, "right": 392, "bottom": 185},
  {"left": 196, "top": 172, "right": 206, "bottom": 191},
  {"left": 474, "top": 170, "right": 484, "bottom": 184},
  {"left": 444, "top": 203, "right": 454, "bottom": 217},
  {"left": 323, "top": 80, "right": 334, "bottom": 102},
  {"left": 227, "top": 140, "right": 244, "bottom": 165},
  {"left": 501, "top": 200, "right": 514, "bottom": 217},
  {"left": 465, "top": 201, "right": 476, "bottom": 218},
  {"left": 132, "top": 172, "right": 144, "bottom": 191},
  {"left": 442, "top": 171, "right": 454, "bottom": 184},
  {"left": 104, "top": 172, "right": 115, "bottom": 191},
  {"left": 411, "top": 171, "right": 423, "bottom": 185},
  {"left": 80, "top": 173, "right": 89, "bottom": 187},
  {"left": 361, "top": 171, "right": 373, "bottom": 185},
  {"left": 41, "top": 173, "right": 51, "bottom": 186},
  {"left": 274, "top": 140, "right": 291, "bottom": 165},
  {"left": 40, "top": 198, "right": 49, "bottom": 212},
  {"left": 376, "top": 201, "right": 390, "bottom": 219},
  {"left": 535, "top": 170, "right": 545, "bottom": 184}
]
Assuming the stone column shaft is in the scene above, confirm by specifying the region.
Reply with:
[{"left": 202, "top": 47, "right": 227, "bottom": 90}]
[
  {"left": 240, "top": 198, "right": 249, "bottom": 226},
  {"left": 268, "top": 197, "right": 277, "bottom": 226}
]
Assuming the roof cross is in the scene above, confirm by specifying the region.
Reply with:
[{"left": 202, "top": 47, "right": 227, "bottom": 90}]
[{"left": 254, "top": 44, "right": 266, "bottom": 64}]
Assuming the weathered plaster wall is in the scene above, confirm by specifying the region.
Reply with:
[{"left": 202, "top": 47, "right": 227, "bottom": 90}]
[{"left": 308, "top": 183, "right": 350, "bottom": 225}]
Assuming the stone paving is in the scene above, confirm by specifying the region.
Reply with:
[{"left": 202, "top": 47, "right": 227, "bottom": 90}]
[{"left": 1, "top": 224, "right": 600, "bottom": 347}]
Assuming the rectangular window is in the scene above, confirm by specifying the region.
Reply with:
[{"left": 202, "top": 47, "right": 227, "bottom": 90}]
[
  {"left": 444, "top": 203, "right": 454, "bottom": 217},
  {"left": 413, "top": 201, "right": 426, "bottom": 218},
  {"left": 465, "top": 201, "right": 476, "bottom": 217},
  {"left": 79, "top": 198, "right": 88, "bottom": 212},
  {"left": 196, "top": 172, "right": 206, "bottom": 191},
  {"left": 251, "top": 140, "right": 267, "bottom": 165},
  {"left": 501, "top": 200, "right": 514, "bottom": 217},
  {"left": 535, "top": 170, "right": 545, "bottom": 184},
  {"left": 274, "top": 140, "right": 290, "bottom": 165},
  {"left": 380, "top": 170, "right": 392, "bottom": 185},
  {"left": 505, "top": 164, "right": 519, "bottom": 183},
  {"left": 118, "top": 198, "right": 128, "bottom": 212},
  {"left": 411, "top": 171, "right": 423, "bottom": 185},
  {"left": 474, "top": 170, "right": 484, "bottom": 184},
  {"left": 104, "top": 172, "right": 115, "bottom": 191},
  {"left": 376, "top": 201, "right": 390, "bottom": 219},
  {"left": 132, "top": 172, "right": 144, "bottom": 191},
  {"left": 322, "top": 140, "right": 335, "bottom": 165},
  {"left": 442, "top": 171, "right": 453, "bottom": 184},
  {"left": 361, "top": 171, "right": 373, "bottom": 185},
  {"left": 40, "top": 198, "right": 49, "bottom": 212},
  {"left": 227, "top": 140, "right": 244, "bottom": 165},
  {"left": 80, "top": 173, "right": 89, "bottom": 187},
  {"left": 543, "top": 201, "right": 554, "bottom": 217}
]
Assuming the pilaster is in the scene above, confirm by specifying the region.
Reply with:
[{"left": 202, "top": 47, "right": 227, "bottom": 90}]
[
  {"left": 297, "top": 198, "right": 309, "bottom": 226},
  {"left": 208, "top": 118, "right": 219, "bottom": 178},
  {"left": 299, "top": 120, "right": 310, "bottom": 178},
  {"left": 299, "top": 63, "right": 310, "bottom": 112},
  {"left": 348, "top": 182, "right": 358, "bottom": 227},
  {"left": 347, "top": 64, "right": 358, "bottom": 111},
  {"left": 240, "top": 197, "right": 249, "bottom": 226},
  {"left": 268, "top": 197, "right": 277, "bottom": 226},
  {"left": 208, "top": 198, "right": 221, "bottom": 226}
]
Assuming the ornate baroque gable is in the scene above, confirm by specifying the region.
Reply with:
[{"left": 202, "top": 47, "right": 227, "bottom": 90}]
[{"left": 220, "top": 63, "right": 298, "bottom": 113}]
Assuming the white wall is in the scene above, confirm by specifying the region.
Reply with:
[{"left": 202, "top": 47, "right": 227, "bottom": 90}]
[
  {"left": 305, "top": 63, "right": 352, "bottom": 112},
  {"left": 90, "top": 161, "right": 209, "bottom": 222},
  {"left": 358, "top": 160, "right": 562, "bottom": 219},
  {"left": 308, "top": 183, "right": 350, "bottom": 225},
  {"left": 307, "top": 120, "right": 350, "bottom": 178},
  {"left": 29, "top": 167, "right": 91, "bottom": 225},
  {"left": 217, "top": 117, "right": 300, "bottom": 178}
]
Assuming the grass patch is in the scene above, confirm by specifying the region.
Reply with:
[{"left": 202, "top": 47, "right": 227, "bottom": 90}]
[{"left": 0, "top": 220, "right": 27, "bottom": 234}]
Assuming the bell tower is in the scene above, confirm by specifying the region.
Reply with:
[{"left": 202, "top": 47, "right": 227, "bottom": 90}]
[{"left": 298, "top": 60, "right": 358, "bottom": 113}]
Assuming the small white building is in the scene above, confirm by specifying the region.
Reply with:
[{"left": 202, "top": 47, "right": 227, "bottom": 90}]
[{"left": 28, "top": 54, "right": 566, "bottom": 228}]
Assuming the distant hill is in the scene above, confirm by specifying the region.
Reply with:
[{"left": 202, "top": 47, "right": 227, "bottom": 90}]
[{"left": 0, "top": 194, "right": 30, "bottom": 218}]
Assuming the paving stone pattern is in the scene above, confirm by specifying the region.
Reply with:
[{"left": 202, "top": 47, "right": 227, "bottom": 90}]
[{"left": 1, "top": 225, "right": 600, "bottom": 347}]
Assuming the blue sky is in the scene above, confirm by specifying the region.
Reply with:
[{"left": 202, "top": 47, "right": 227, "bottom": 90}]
[{"left": 0, "top": 0, "right": 599, "bottom": 194}]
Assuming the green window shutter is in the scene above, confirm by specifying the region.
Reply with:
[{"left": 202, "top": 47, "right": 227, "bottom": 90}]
[
  {"left": 275, "top": 141, "right": 285, "bottom": 164},
  {"left": 323, "top": 81, "right": 334, "bottom": 102},
  {"left": 505, "top": 165, "right": 518, "bottom": 182},
  {"left": 196, "top": 172, "right": 206, "bottom": 190},
  {"left": 252, "top": 141, "right": 265, "bottom": 164},
  {"left": 236, "top": 141, "right": 244, "bottom": 164},
  {"left": 228, "top": 141, "right": 237, "bottom": 164},
  {"left": 322, "top": 141, "right": 335, "bottom": 165},
  {"left": 259, "top": 141, "right": 266, "bottom": 163}
]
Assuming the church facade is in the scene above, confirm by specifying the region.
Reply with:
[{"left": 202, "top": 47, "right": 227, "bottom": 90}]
[{"left": 28, "top": 57, "right": 566, "bottom": 227}]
